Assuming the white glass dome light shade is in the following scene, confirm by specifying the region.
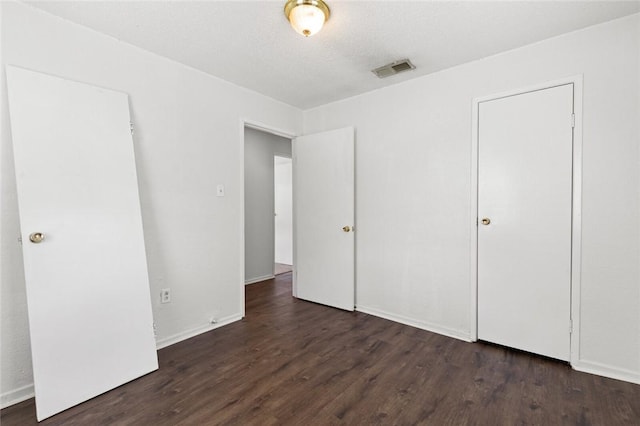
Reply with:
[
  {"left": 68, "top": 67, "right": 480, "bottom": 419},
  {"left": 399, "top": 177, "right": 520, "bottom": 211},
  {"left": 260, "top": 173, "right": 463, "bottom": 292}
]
[
  {"left": 289, "top": 4, "right": 325, "bottom": 37},
  {"left": 285, "top": 0, "right": 330, "bottom": 37}
]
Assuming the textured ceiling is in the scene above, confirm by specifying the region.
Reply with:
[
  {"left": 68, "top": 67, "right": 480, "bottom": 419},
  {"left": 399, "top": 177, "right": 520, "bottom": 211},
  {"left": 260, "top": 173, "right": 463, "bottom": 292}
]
[{"left": 26, "top": 1, "right": 640, "bottom": 109}]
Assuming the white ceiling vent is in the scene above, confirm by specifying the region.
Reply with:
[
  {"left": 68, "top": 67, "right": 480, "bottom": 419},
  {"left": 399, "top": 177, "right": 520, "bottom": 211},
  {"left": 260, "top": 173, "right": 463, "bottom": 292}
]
[{"left": 371, "top": 59, "right": 416, "bottom": 78}]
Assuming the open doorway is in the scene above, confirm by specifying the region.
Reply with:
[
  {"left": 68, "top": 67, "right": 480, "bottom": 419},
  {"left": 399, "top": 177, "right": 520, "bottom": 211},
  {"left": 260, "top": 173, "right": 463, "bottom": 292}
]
[
  {"left": 274, "top": 156, "right": 293, "bottom": 275},
  {"left": 244, "top": 126, "right": 292, "bottom": 285}
]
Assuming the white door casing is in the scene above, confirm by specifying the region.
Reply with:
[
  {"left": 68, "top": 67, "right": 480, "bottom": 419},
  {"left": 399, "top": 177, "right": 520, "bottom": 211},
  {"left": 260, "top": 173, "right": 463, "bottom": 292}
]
[
  {"left": 293, "top": 127, "right": 355, "bottom": 311},
  {"left": 477, "top": 84, "right": 574, "bottom": 361},
  {"left": 7, "top": 66, "right": 158, "bottom": 420}
]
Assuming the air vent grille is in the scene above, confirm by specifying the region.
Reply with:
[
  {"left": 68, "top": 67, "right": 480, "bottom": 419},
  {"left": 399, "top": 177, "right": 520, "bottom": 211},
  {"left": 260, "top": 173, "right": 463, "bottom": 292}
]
[{"left": 372, "top": 59, "right": 416, "bottom": 79}]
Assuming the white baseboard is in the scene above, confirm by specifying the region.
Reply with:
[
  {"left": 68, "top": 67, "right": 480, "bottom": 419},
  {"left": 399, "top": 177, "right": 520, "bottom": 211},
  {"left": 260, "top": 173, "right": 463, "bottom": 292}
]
[
  {"left": 572, "top": 359, "right": 640, "bottom": 385},
  {"left": 155, "top": 313, "right": 242, "bottom": 350},
  {"left": 244, "top": 274, "right": 275, "bottom": 285},
  {"left": 356, "top": 305, "right": 472, "bottom": 342},
  {"left": 1, "top": 315, "right": 242, "bottom": 410},
  {"left": 1, "top": 383, "right": 34, "bottom": 409}
]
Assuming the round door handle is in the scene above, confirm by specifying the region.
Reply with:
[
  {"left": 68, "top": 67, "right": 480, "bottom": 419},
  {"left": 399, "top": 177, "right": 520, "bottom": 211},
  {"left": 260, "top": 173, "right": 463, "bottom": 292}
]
[
  {"left": 342, "top": 226, "right": 351, "bottom": 232},
  {"left": 481, "top": 218, "right": 491, "bottom": 226},
  {"left": 29, "top": 232, "right": 45, "bottom": 243}
]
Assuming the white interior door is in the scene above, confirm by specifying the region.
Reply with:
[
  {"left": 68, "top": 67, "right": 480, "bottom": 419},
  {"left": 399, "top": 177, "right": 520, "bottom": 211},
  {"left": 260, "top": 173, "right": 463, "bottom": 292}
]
[
  {"left": 7, "top": 66, "right": 158, "bottom": 421},
  {"left": 477, "top": 84, "right": 573, "bottom": 361},
  {"left": 293, "top": 127, "right": 354, "bottom": 311},
  {"left": 274, "top": 156, "right": 293, "bottom": 265}
]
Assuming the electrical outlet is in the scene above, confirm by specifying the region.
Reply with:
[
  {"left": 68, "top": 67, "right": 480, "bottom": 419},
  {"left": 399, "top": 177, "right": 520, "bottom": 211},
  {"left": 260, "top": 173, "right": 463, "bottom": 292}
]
[{"left": 160, "top": 288, "right": 171, "bottom": 304}]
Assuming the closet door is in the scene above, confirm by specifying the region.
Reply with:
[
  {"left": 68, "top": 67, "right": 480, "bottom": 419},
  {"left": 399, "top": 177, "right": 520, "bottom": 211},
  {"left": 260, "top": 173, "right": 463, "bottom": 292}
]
[{"left": 477, "top": 84, "right": 574, "bottom": 361}]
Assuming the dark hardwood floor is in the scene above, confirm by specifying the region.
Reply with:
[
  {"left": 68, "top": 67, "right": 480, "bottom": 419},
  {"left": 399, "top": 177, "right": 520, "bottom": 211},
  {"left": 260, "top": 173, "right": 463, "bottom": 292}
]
[{"left": 3, "top": 272, "right": 639, "bottom": 425}]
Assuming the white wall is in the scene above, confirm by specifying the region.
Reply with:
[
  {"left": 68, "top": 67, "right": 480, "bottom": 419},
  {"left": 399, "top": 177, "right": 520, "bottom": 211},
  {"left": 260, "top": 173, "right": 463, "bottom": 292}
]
[
  {"left": 0, "top": 2, "right": 301, "bottom": 407},
  {"left": 274, "top": 157, "right": 293, "bottom": 265},
  {"left": 303, "top": 14, "right": 640, "bottom": 383},
  {"left": 244, "top": 128, "right": 291, "bottom": 283}
]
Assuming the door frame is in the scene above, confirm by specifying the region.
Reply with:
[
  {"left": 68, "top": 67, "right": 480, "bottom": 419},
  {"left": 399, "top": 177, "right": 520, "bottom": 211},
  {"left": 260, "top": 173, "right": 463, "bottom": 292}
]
[
  {"left": 469, "top": 75, "right": 583, "bottom": 366},
  {"left": 239, "top": 119, "right": 296, "bottom": 317}
]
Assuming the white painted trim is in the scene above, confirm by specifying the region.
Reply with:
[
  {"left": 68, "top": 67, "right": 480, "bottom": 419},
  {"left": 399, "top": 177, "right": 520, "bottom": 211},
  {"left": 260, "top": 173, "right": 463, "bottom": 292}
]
[
  {"left": 569, "top": 77, "right": 584, "bottom": 367},
  {"left": 572, "top": 360, "right": 640, "bottom": 385},
  {"left": 2, "top": 313, "right": 242, "bottom": 409},
  {"left": 273, "top": 152, "right": 293, "bottom": 159},
  {"left": 469, "top": 98, "right": 479, "bottom": 342},
  {"left": 239, "top": 119, "right": 247, "bottom": 319},
  {"left": 473, "top": 76, "right": 583, "bottom": 104},
  {"left": 470, "top": 75, "right": 584, "bottom": 364},
  {"left": 244, "top": 120, "right": 296, "bottom": 140},
  {"left": 352, "top": 129, "right": 358, "bottom": 310},
  {"left": 291, "top": 138, "right": 298, "bottom": 298},
  {"left": 356, "top": 305, "right": 472, "bottom": 342},
  {"left": 155, "top": 314, "right": 242, "bottom": 350},
  {"left": 1, "top": 384, "right": 35, "bottom": 409},
  {"left": 244, "top": 274, "right": 275, "bottom": 285}
]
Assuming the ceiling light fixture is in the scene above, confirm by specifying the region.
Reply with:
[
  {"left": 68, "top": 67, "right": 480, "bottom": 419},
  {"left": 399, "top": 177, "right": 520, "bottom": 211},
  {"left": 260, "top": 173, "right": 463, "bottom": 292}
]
[{"left": 284, "top": 0, "right": 330, "bottom": 37}]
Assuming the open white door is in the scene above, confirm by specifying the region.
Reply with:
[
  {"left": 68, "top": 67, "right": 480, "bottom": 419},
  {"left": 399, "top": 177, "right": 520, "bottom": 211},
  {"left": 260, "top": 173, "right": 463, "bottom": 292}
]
[
  {"left": 7, "top": 66, "right": 158, "bottom": 421},
  {"left": 293, "top": 127, "right": 354, "bottom": 311}
]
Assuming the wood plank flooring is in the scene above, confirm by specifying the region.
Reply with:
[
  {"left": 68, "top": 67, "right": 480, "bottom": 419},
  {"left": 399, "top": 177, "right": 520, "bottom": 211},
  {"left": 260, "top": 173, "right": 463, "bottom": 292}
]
[{"left": 2, "top": 272, "right": 639, "bottom": 425}]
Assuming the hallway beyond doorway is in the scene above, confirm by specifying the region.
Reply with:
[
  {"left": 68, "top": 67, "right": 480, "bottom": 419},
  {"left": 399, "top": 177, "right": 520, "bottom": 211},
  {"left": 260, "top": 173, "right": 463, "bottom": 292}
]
[{"left": 274, "top": 263, "right": 292, "bottom": 276}]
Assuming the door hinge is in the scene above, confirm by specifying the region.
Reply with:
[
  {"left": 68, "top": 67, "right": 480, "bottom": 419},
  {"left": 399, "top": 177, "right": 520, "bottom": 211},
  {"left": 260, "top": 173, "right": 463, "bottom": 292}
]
[
  {"left": 130, "top": 122, "right": 134, "bottom": 136},
  {"left": 569, "top": 319, "right": 573, "bottom": 334},
  {"left": 570, "top": 113, "right": 575, "bottom": 128}
]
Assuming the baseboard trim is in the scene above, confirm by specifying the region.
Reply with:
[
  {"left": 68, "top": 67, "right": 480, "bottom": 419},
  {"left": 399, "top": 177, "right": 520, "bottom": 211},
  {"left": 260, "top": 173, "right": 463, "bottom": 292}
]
[
  {"left": 572, "top": 359, "right": 640, "bottom": 385},
  {"left": 1, "top": 383, "right": 34, "bottom": 409},
  {"left": 356, "top": 305, "right": 472, "bottom": 342},
  {"left": 155, "top": 313, "right": 242, "bottom": 350},
  {"left": 0, "top": 315, "right": 243, "bottom": 410},
  {"left": 244, "top": 274, "right": 275, "bottom": 285}
]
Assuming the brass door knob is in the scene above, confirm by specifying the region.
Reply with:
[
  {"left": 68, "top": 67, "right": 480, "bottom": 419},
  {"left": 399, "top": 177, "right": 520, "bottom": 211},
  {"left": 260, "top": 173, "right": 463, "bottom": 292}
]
[
  {"left": 29, "top": 232, "right": 45, "bottom": 243},
  {"left": 480, "top": 218, "right": 491, "bottom": 226},
  {"left": 342, "top": 226, "right": 351, "bottom": 232}
]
